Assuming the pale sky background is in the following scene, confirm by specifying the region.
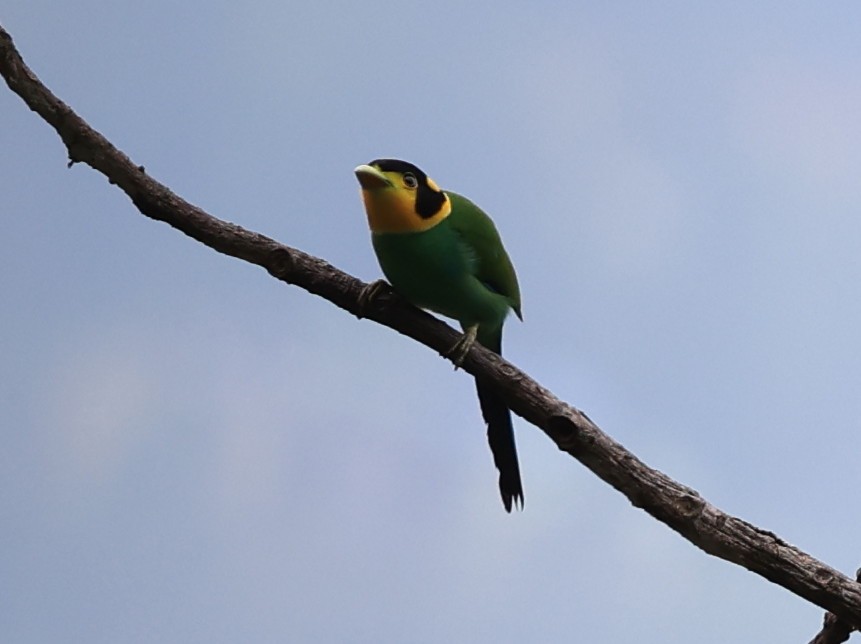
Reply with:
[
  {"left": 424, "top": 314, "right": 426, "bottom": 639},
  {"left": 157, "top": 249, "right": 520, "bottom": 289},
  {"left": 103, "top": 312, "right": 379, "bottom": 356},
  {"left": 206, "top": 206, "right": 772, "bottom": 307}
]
[{"left": 3, "top": 2, "right": 861, "bottom": 642}]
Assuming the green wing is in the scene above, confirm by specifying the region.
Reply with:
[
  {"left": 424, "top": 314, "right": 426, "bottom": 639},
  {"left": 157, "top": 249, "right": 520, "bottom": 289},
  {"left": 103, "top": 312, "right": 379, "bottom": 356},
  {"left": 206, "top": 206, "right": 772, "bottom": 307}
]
[{"left": 446, "top": 191, "right": 522, "bottom": 319}]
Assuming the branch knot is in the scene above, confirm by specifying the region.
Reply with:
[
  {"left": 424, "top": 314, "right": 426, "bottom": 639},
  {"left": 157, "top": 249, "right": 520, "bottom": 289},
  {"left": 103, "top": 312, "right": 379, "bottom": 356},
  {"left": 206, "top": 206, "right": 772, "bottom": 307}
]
[
  {"left": 266, "top": 247, "right": 295, "bottom": 282},
  {"left": 676, "top": 493, "right": 705, "bottom": 519}
]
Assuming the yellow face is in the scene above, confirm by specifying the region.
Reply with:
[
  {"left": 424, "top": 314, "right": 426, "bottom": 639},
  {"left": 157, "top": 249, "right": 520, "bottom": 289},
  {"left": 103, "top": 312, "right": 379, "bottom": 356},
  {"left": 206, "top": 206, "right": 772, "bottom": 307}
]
[{"left": 355, "top": 160, "right": 451, "bottom": 234}]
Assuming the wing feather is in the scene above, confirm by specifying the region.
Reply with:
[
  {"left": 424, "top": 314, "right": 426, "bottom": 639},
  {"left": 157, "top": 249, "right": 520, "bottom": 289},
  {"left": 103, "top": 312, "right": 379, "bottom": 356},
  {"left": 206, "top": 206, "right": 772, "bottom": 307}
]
[{"left": 446, "top": 191, "right": 522, "bottom": 319}]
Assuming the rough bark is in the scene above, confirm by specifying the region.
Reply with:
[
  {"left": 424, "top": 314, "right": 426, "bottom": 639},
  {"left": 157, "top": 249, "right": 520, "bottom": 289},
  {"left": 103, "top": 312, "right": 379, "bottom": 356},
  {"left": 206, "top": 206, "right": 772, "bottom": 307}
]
[{"left": 808, "top": 569, "right": 861, "bottom": 643}]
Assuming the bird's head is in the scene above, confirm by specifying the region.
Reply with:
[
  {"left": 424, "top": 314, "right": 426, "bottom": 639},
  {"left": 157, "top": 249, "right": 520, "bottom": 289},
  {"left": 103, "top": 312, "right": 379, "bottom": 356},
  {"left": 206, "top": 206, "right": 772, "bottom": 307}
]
[{"left": 354, "top": 159, "right": 451, "bottom": 233}]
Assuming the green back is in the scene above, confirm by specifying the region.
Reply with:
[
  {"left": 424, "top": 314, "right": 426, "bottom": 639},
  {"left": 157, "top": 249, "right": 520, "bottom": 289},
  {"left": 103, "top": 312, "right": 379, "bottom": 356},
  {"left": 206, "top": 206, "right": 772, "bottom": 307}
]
[{"left": 447, "top": 191, "right": 522, "bottom": 319}]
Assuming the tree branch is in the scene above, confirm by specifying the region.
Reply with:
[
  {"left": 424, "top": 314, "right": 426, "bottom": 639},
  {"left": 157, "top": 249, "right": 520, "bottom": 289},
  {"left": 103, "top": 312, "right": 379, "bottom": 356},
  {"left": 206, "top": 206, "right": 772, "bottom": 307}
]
[
  {"left": 3, "top": 23, "right": 861, "bottom": 628},
  {"left": 809, "top": 568, "right": 861, "bottom": 644}
]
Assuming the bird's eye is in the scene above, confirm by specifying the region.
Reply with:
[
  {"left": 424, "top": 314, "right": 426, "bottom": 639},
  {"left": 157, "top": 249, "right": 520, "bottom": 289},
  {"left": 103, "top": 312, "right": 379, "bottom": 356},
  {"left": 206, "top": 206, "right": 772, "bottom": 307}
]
[{"left": 403, "top": 173, "right": 418, "bottom": 189}]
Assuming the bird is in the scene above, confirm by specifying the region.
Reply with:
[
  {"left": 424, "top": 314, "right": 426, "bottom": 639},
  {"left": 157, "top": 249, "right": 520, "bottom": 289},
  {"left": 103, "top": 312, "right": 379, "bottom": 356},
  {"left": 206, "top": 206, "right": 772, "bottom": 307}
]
[{"left": 354, "top": 158, "right": 524, "bottom": 511}]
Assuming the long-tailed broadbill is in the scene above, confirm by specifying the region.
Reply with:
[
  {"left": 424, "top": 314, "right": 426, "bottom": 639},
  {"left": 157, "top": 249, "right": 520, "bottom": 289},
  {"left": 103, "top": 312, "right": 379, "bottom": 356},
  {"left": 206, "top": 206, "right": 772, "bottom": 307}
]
[{"left": 354, "top": 159, "right": 524, "bottom": 511}]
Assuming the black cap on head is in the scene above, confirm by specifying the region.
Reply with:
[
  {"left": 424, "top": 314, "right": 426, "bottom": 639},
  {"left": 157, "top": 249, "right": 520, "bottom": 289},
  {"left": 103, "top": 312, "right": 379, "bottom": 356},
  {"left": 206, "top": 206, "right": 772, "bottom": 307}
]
[{"left": 369, "top": 158, "right": 446, "bottom": 219}]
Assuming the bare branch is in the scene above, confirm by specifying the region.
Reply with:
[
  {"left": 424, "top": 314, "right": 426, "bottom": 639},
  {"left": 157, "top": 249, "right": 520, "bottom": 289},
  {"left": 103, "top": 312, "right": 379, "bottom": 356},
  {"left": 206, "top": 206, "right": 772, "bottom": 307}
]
[
  {"left": 808, "top": 568, "right": 861, "bottom": 644},
  {"left": 2, "top": 23, "right": 861, "bottom": 628}
]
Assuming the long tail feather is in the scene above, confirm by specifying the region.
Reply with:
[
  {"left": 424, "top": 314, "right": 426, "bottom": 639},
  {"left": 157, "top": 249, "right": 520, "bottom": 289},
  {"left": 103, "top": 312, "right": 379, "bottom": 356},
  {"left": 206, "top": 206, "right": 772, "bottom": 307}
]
[{"left": 476, "top": 328, "right": 524, "bottom": 512}]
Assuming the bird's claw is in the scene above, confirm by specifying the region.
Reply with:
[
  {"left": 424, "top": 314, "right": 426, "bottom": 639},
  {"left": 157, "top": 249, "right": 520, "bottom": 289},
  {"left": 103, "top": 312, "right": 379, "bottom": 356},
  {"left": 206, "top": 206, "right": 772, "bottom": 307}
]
[
  {"left": 356, "top": 279, "right": 389, "bottom": 319},
  {"left": 445, "top": 325, "right": 478, "bottom": 370}
]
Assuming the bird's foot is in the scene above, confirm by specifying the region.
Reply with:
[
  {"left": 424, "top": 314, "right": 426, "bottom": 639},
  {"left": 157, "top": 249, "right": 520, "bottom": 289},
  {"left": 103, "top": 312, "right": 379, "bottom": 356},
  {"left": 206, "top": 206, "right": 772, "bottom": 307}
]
[
  {"left": 356, "top": 279, "right": 388, "bottom": 319},
  {"left": 445, "top": 325, "right": 478, "bottom": 370}
]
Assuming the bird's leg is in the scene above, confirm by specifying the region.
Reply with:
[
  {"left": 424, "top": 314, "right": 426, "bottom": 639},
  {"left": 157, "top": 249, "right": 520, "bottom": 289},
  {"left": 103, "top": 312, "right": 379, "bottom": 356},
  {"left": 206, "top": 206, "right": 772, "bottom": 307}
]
[
  {"left": 356, "top": 279, "right": 389, "bottom": 318},
  {"left": 445, "top": 324, "right": 479, "bottom": 369}
]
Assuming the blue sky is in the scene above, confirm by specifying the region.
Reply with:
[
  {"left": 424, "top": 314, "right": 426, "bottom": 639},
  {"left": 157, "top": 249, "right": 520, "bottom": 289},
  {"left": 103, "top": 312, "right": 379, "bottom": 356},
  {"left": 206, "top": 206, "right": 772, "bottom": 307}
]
[{"left": 3, "top": 2, "right": 861, "bottom": 642}]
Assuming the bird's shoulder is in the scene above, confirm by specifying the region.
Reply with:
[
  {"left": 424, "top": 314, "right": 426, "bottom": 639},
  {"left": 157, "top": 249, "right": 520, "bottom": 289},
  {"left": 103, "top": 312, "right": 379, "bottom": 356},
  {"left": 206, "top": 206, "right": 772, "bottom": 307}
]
[{"left": 445, "top": 190, "right": 522, "bottom": 318}]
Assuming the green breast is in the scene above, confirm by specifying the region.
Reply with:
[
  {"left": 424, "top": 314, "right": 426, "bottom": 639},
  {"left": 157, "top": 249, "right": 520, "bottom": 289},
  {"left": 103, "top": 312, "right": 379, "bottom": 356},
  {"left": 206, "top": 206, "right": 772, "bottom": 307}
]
[{"left": 372, "top": 216, "right": 513, "bottom": 330}]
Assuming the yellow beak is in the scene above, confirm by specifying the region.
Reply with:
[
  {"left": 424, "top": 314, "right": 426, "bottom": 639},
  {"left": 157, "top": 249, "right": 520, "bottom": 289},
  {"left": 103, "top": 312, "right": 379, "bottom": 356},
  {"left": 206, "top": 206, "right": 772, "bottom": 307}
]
[{"left": 354, "top": 164, "right": 392, "bottom": 190}]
